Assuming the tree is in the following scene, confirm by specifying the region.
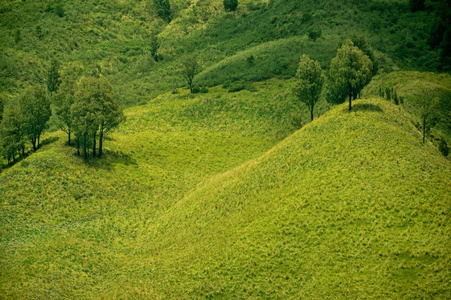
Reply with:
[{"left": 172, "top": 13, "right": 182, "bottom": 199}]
[
  {"left": 223, "top": 0, "right": 238, "bottom": 12},
  {"left": 47, "top": 58, "right": 62, "bottom": 96},
  {"left": 429, "top": 0, "right": 451, "bottom": 70},
  {"left": 19, "top": 86, "right": 51, "bottom": 151},
  {"left": 419, "top": 96, "right": 439, "bottom": 143},
  {"left": 182, "top": 57, "right": 201, "bottom": 93},
  {"left": 0, "top": 107, "right": 25, "bottom": 163},
  {"left": 292, "top": 55, "right": 324, "bottom": 121},
  {"left": 150, "top": 34, "right": 161, "bottom": 62},
  {"left": 95, "top": 77, "right": 125, "bottom": 158},
  {"left": 153, "top": 0, "right": 171, "bottom": 22},
  {"left": 54, "top": 75, "right": 76, "bottom": 145},
  {"left": 328, "top": 39, "right": 373, "bottom": 111},
  {"left": 72, "top": 76, "right": 124, "bottom": 159},
  {"left": 349, "top": 35, "right": 378, "bottom": 76}
]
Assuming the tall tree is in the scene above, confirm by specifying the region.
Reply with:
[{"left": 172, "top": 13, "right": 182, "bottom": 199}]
[
  {"left": 19, "top": 86, "right": 51, "bottom": 151},
  {"left": 292, "top": 54, "right": 324, "bottom": 121},
  {"left": 54, "top": 75, "right": 76, "bottom": 145},
  {"left": 72, "top": 78, "right": 100, "bottom": 159},
  {"left": 349, "top": 35, "right": 378, "bottom": 76},
  {"left": 96, "top": 77, "right": 125, "bottom": 158},
  {"left": 182, "top": 57, "right": 201, "bottom": 93},
  {"left": 419, "top": 96, "right": 439, "bottom": 143},
  {"left": 150, "top": 34, "right": 161, "bottom": 62},
  {"left": 47, "top": 58, "right": 62, "bottom": 96},
  {"left": 72, "top": 76, "right": 124, "bottom": 159},
  {"left": 0, "top": 107, "right": 25, "bottom": 163},
  {"left": 328, "top": 40, "right": 373, "bottom": 111}
]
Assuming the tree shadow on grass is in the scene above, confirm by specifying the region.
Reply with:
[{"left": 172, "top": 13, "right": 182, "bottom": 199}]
[
  {"left": 352, "top": 103, "right": 384, "bottom": 113},
  {"left": 80, "top": 149, "right": 137, "bottom": 171},
  {"left": 39, "top": 136, "right": 60, "bottom": 148}
]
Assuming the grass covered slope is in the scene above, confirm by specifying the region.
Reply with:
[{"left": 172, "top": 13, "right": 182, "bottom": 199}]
[
  {"left": 0, "top": 93, "right": 449, "bottom": 298},
  {"left": 140, "top": 98, "right": 451, "bottom": 298}
]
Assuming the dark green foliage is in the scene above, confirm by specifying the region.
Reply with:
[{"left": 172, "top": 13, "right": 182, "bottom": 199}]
[
  {"left": 150, "top": 35, "right": 161, "bottom": 62},
  {"left": 36, "top": 26, "right": 43, "bottom": 40},
  {"left": 439, "top": 138, "right": 449, "bottom": 156},
  {"left": 72, "top": 76, "right": 124, "bottom": 159},
  {"left": 393, "top": 90, "right": 399, "bottom": 105},
  {"left": 223, "top": 0, "right": 238, "bottom": 12},
  {"left": 0, "top": 107, "right": 25, "bottom": 163},
  {"left": 19, "top": 86, "right": 51, "bottom": 151},
  {"left": 409, "top": 0, "right": 425, "bottom": 12},
  {"left": 328, "top": 40, "right": 373, "bottom": 111},
  {"left": 54, "top": 76, "right": 76, "bottom": 145},
  {"left": 308, "top": 29, "right": 322, "bottom": 41},
  {"left": 153, "top": 0, "right": 171, "bottom": 22},
  {"left": 429, "top": 0, "right": 451, "bottom": 70},
  {"left": 385, "top": 87, "right": 392, "bottom": 101},
  {"left": 292, "top": 54, "right": 324, "bottom": 121},
  {"left": 14, "top": 30, "right": 21, "bottom": 44},
  {"left": 349, "top": 35, "right": 378, "bottom": 75},
  {"left": 419, "top": 97, "right": 439, "bottom": 143},
  {"left": 182, "top": 57, "right": 201, "bottom": 93},
  {"left": 47, "top": 59, "right": 61, "bottom": 96},
  {"left": 0, "top": 97, "right": 4, "bottom": 123},
  {"left": 246, "top": 55, "right": 255, "bottom": 66}
]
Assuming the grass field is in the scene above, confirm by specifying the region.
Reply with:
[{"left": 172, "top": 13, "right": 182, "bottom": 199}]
[{"left": 1, "top": 78, "right": 450, "bottom": 297}]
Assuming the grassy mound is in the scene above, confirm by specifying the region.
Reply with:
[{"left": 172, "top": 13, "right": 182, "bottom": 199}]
[{"left": 137, "top": 98, "right": 451, "bottom": 298}]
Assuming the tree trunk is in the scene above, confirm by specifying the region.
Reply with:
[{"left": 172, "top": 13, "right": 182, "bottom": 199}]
[
  {"left": 83, "top": 134, "right": 88, "bottom": 160},
  {"left": 31, "top": 137, "right": 36, "bottom": 152},
  {"left": 92, "top": 132, "right": 96, "bottom": 158},
  {"left": 423, "top": 116, "right": 426, "bottom": 144},
  {"left": 99, "top": 123, "right": 103, "bottom": 158},
  {"left": 68, "top": 131, "right": 71, "bottom": 146},
  {"left": 37, "top": 133, "right": 40, "bottom": 148},
  {"left": 349, "top": 93, "right": 352, "bottom": 112},
  {"left": 310, "top": 107, "right": 314, "bottom": 121}
]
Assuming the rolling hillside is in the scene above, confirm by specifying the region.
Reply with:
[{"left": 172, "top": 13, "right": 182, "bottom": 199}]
[
  {"left": 0, "top": 0, "right": 443, "bottom": 107},
  {"left": 1, "top": 92, "right": 450, "bottom": 298}
]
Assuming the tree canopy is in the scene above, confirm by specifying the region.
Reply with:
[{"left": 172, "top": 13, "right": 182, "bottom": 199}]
[
  {"left": 292, "top": 54, "right": 324, "bottom": 121},
  {"left": 19, "top": 86, "right": 51, "bottom": 151},
  {"left": 328, "top": 40, "right": 373, "bottom": 111}
]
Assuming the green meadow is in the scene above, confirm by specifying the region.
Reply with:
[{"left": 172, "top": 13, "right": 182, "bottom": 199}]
[
  {"left": 1, "top": 80, "right": 450, "bottom": 298},
  {"left": 1, "top": 0, "right": 451, "bottom": 298}
]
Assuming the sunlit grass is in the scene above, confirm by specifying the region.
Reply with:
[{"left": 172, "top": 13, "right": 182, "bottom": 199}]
[{"left": 1, "top": 80, "right": 450, "bottom": 298}]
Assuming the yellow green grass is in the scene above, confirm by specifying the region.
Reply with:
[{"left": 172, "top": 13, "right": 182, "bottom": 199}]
[{"left": 1, "top": 79, "right": 450, "bottom": 298}]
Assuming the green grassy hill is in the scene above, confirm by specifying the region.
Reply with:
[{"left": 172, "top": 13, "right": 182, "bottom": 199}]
[
  {"left": 0, "top": 0, "right": 443, "bottom": 107},
  {"left": 1, "top": 91, "right": 450, "bottom": 297}
]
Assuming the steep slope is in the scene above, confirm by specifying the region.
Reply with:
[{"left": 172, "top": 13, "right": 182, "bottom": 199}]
[{"left": 134, "top": 98, "right": 451, "bottom": 298}]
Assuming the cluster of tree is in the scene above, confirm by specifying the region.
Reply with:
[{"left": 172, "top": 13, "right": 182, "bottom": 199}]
[
  {"left": 0, "top": 86, "right": 51, "bottom": 164},
  {"left": 378, "top": 87, "right": 405, "bottom": 105},
  {"left": 54, "top": 75, "right": 125, "bottom": 160},
  {"left": 0, "top": 61, "right": 125, "bottom": 165},
  {"left": 293, "top": 36, "right": 376, "bottom": 121}
]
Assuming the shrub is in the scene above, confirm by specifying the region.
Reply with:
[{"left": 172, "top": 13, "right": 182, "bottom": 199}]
[
  {"left": 439, "top": 138, "right": 449, "bottom": 156},
  {"left": 223, "top": 0, "right": 238, "bottom": 12},
  {"left": 308, "top": 29, "right": 322, "bottom": 41}
]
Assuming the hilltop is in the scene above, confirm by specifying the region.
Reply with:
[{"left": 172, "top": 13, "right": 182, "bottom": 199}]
[{"left": 1, "top": 92, "right": 449, "bottom": 297}]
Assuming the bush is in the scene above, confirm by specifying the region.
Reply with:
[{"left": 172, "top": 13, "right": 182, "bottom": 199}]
[
  {"left": 439, "top": 138, "right": 449, "bottom": 157},
  {"left": 308, "top": 29, "right": 322, "bottom": 41},
  {"left": 223, "top": 0, "right": 238, "bottom": 12}
]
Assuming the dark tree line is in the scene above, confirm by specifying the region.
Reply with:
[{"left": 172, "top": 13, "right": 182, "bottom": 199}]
[{"left": 0, "top": 61, "right": 125, "bottom": 165}]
